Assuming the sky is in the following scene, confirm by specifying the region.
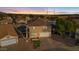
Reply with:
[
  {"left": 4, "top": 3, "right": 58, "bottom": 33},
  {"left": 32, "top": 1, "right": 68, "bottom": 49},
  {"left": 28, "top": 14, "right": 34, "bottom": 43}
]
[
  {"left": 54, "top": 7, "right": 79, "bottom": 12},
  {"left": 0, "top": 7, "right": 79, "bottom": 14}
]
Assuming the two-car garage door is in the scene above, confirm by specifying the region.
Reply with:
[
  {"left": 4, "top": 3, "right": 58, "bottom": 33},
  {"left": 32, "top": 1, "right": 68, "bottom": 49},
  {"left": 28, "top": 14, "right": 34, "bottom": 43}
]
[
  {"left": 30, "top": 32, "right": 51, "bottom": 38},
  {"left": 39, "top": 32, "right": 51, "bottom": 37},
  {"left": 0, "top": 39, "right": 17, "bottom": 47}
]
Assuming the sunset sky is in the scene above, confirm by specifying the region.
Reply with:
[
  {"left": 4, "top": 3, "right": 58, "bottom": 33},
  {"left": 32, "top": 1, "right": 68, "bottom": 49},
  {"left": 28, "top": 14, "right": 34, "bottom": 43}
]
[{"left": 0, "top": 7, "right": 79, "bottom": 14}]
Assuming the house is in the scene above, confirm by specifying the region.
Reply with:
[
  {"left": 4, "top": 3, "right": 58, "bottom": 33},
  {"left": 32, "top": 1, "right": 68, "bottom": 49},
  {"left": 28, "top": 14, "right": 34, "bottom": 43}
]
[
  {"left": 0, "top": 24, "right": 18, "bottom": 47},
  {"left": 27, "top": 18, "right": 51, "bottom": 39},
  {"left": 16, "top": 16, "right": 29, "bottom": 24},
  {"left": 0, "top": 16, "right": 13, "bottom": 24}
]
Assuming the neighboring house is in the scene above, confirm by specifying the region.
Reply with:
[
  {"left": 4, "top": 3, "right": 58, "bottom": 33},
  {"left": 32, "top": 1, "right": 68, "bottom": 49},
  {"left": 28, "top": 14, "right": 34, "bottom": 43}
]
[
  {"left": 48, "top": 19, "right": 56, "bottom": 26},
  {"left": 16, "top": 16, "right": 29, "bottom": 24},
  {"left": 16, "top": 19, "right": 27, "bottom": 24},
  {"left": 0, "top": 24, "right": 18, "bottom": 47},
  {"left": 7, "top": 16, "right": 13, "bottom": 24},
  {"left": 27, "top": 18, "right": 51, "bottom": 39},
  {"left": 0, "top": 16, "right": 12, "bottom": 24}
]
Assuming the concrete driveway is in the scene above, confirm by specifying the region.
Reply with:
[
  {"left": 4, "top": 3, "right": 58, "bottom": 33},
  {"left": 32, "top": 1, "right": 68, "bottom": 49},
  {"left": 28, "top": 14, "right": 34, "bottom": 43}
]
[{"left": 39, "top": 38, "right": 69, "bottom": 51}]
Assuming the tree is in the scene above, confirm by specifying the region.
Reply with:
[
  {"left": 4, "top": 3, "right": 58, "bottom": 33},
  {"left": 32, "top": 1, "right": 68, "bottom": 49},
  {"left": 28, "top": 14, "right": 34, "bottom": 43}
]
[
  {"left": 56, "top": 17, "right": 77, "bottom": 38},
  {"left": 56, "top": 18, "right": 65, "bottom": 36}
]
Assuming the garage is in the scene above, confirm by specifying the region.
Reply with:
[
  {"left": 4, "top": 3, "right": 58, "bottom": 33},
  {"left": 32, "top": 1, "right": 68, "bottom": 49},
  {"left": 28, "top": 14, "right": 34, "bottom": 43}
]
[
  {"left": 0, "top": 38, "right": 17, "bottom": 47},
  {"left": 39, "top": 32, "right": 51, "bottom": 37}
]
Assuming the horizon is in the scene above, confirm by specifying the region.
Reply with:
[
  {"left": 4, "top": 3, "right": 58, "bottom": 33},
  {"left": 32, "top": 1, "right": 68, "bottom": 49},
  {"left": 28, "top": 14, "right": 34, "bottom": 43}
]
[{"left": 0, "top": 7, "right": 79, "bottom": 14}]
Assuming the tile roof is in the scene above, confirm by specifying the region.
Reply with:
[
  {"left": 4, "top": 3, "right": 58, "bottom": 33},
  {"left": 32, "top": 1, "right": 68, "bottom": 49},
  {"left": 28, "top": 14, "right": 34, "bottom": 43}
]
[
  {"left": 0, "top": 24, "right": 18, "bottom": 39},
  {"left": 27, "top": 18, "right": 48, "bottom": 26}
]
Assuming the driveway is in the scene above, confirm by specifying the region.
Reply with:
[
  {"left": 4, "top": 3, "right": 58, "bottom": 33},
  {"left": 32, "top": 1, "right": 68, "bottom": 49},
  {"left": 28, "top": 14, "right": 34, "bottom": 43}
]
[
  {"left": 39, "top": 38, "right": 68, "bottom": 51},
  {"left": 40, "top": 38, "right": 53, "bottom": 50}
]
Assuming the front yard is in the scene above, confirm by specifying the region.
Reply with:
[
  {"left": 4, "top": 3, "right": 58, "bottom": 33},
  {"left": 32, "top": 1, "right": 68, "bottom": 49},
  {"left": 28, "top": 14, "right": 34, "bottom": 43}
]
[{"left": 31, "top": 38, "right": 41, "bottom": 48}]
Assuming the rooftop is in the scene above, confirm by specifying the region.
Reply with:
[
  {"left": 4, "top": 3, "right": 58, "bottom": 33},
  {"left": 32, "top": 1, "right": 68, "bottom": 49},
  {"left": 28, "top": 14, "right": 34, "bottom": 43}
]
[
  {"left": 0, "top": 24, "right": 18, "bottom": 39},
  {"left": 27, "top": 18, "right": 48, "bottom": 26}
]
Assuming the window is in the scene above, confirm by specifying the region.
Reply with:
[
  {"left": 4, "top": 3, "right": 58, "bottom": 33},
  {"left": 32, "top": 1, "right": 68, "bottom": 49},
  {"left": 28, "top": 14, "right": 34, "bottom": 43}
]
[
  {"left": 43, "top": 26, "right": 47, "bottom": 30},
  {"left": 33, "top": 27, "right": 35, "bottom": 30}
]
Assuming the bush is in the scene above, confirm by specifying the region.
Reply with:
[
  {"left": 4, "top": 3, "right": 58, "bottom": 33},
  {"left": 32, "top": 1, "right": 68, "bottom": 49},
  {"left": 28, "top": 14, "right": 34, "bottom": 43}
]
[{"left": 32, "top": 39, "right": 41, "bottom": 48}]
